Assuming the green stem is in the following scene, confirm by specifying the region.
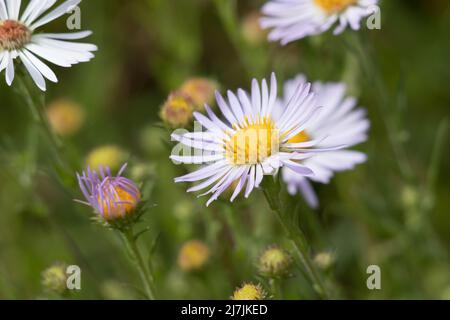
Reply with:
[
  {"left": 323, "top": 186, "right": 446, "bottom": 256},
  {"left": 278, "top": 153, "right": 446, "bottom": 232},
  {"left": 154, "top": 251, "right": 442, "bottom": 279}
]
[
  {"left": 347, "top": 33, "right": 414, "bottom": 181},
  {"left": 269, "top": 278, "right": 283, "bottom": 300},
  {"left": 262, "top": 178, "right": 329, "bottom": 299},
  {"left": 17, "top": 75, "right": 63, "bottom": 150},
  {"left": 121, "top": 228, "right": 157, "bottom": 300},
  {"left": 16, "top": 75, "right": 69, "bottom": 170},
  {"left": 221, "top": 203, "right": 246, "bottom": 252},
  {"left": 424, "top": 119, "right": 448, "bottom": 205},
  {"left": 213, "top": 0, "right": 266, "bottom": 77}
]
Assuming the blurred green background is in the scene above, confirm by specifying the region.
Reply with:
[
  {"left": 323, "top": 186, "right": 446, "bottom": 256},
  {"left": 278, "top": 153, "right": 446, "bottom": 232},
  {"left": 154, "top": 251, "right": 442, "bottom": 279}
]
[{"left": 0, "top": 0, "right": 449, "bottom": 299}]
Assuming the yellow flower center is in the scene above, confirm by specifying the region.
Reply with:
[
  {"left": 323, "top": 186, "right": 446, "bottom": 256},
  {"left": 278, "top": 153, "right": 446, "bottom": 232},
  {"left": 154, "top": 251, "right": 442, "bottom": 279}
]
[
  {"left": 314, "top": 0, "right": 356, "bottom": 14},
  {"left": 287, "top": 130, "right": 310, "bottom": 144},
  {"left": 0, "top": 20, "right": 31, "bottom": 51},
  {"left": 232, "top": 283, "right": 265, "bottom": 300},
  {"left": 98, "top": 183, "right": 140, "bottom": 220},
  {"left": 225, "top": 118, "right": 280, "bottom": 165}
]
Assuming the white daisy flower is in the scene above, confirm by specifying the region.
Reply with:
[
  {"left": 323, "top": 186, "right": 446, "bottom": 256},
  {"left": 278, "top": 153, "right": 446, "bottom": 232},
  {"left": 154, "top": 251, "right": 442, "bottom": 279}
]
[
  {"left": 277, "top": 75, "right": 369, "bottom": 208},
  {"left": 260, "top": 0, "right": 379, "bottom": 44},
  {"left": 0, "top": 0, "right": 97, "bottom": 91},
  {"left": 170, "top": 73, "right": 346, "bottom": 206}
]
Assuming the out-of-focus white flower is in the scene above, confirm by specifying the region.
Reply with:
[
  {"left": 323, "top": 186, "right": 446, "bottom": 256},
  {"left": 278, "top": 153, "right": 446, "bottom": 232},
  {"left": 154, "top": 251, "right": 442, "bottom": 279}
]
[
  {"left": 260, "top": 0, "right": 379, "bottom": 44},
  {"left": 277, "top": 74, "right": 369, "bottom": 208}
]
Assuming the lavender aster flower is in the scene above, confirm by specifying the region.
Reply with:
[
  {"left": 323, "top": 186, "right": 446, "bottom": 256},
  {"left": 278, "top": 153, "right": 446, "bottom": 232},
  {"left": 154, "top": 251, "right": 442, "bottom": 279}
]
[
  {"left": 0, "top": 0, "right": 97, "bottom": 91},
  {"left": 260, "top": 0, "right": 379, "bottom": 44},
  {"left": 76, "top": 163, "right": 141, "bottom": 220}
]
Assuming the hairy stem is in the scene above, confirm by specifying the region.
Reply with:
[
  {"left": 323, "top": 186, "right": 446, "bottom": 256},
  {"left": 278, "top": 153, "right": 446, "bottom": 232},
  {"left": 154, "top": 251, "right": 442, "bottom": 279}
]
[
  {"left": 17, "top": 76, "right": 62, "bottom": 150},
  {"left": 262, "top": 178, "right": 329, "bottom": 299},
  {"left": 269, "top": 278, "right": 283, "bottom": 300},
  {"left": 16, "top": 75, "right": 69, "bottom": 169},
  {"left": 213, "top": 0, "right": 267, "bottom": 77},
  {"left": 121, "top": 228, "right": 157, "bottom": 300},
  {"left": 347, "top": 33, "right": 413, "bottom": 181}
]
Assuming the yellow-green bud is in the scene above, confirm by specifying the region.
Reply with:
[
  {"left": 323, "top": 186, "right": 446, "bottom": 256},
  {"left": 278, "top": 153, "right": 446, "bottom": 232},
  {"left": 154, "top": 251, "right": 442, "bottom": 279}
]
[
  {"left": 258, "top": 246, "right": 293, "bottom": 278},
  {"left": 313, "top": 252, "right": 335, "bottom": 270},
  {"left": 41, "top": 262, "right": 68, "bottom": 294},
  {"left": 86, "top": 145, "right": 127, "bottom": 172}
]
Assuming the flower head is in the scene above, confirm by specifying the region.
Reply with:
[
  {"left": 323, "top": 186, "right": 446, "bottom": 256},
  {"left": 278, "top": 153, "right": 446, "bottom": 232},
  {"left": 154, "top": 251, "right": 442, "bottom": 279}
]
[
  {"left": 177, "top": 240, "right": 210, "bottom": 272},
  {"left": 46, "top": 98, "right": 85, "bottom": 137},
  {"left": 86, "top": 145, "right": 127, "bottom": 172},
  {"left": 160, "top": 91, "right": 194, "bottom": 128},
  {"left": 76, "top": 163, "right": 141, "bottom": 221},
  {"left": 232, "top": 283, "right": 266, "bottom": 300},
  {"left": 258, "top": 245, "right": 293, "bottom": 278},
  {"left": 277, "top": 75, "right": 369, "bottom": 208},
  {"left": 180, "top": 77, "right": 218, "bottom": 111},
  {"left": 314, "top": 251, "right": 335, "bottom": 269},
  {"left": 260, "top": 0, "right": 379, "bottom": 44},
  {"left": 241, "top": 11, "right": 266, "bottom": 45},
  {"left": 171, "top": 73, "right": 344, "bottom": 206},
  {"left": 41, "top": 262, "right": 68, "bottom": 294},
  {"left": 0, "top": 0, "right": 97, "bottom": 90}
]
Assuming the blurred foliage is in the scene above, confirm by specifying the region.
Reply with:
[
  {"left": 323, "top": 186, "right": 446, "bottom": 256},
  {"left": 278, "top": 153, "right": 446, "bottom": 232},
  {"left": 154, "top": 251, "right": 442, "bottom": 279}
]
[{"left": 0, "top": 0, "right": 450, "bottom": 299}]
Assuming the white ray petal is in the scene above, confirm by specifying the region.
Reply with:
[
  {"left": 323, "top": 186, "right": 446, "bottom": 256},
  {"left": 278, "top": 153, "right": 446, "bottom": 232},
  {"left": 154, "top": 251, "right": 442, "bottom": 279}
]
[
  {"left": 25, "top": 43, "right": 73, "bottom": 67},
  {"left": 0, "top": 0, "right": 8, "bottom": 19},
  {"left": 5, "top": 52, "right": 15, "bottom": 86},
  {"left": 34, "top": 31, "right": 93, "bottom": 40},
  {"left": 19, "top": 51, "right": 47, "bottom": 91},
  {"left": 6, "top": 0, "right": 20, "bottom": 20},
  {"left": 30, "top": 0, "right": 81, "bottom": 30},
  {"left": 22, "top": 49, "right": 58, "bottom": 83}
]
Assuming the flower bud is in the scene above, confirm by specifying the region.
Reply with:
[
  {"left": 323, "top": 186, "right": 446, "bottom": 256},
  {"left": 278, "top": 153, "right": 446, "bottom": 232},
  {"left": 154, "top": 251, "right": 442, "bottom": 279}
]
[
  {"left": 401, "top": 185, "right": 419, "bottom": 209},
  {"left": 232, "top": 283, "right": 266, "bottom": 300},
  {"left": 313, "top": 252, "right": 335, "bottom": 270},
  {"left": 177, "top": 240, "right": 210, "bottom": 272},
  {"left": 76, "top": 164, "right": 141, "bottom": 222},
  {"left": 46, "top": 99, "right": 85, "bottom": 137},
  {"left": 179, "top": 78, "right": 218, "bottom": 111},
  {"left": 86, "top": 145, "right": 127, "bottom": 172},
  {"left": 258, "top": 246, "right": 293, "bottom": 278},
  {"left": 160, "top": 91, "right": 194, "bottom": 128},
  {"left": 241, "top": 12, "right": 266, "bottom": 45},
  {"left": 41, "top": 262, "right": 68, "bottom": 294}
]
